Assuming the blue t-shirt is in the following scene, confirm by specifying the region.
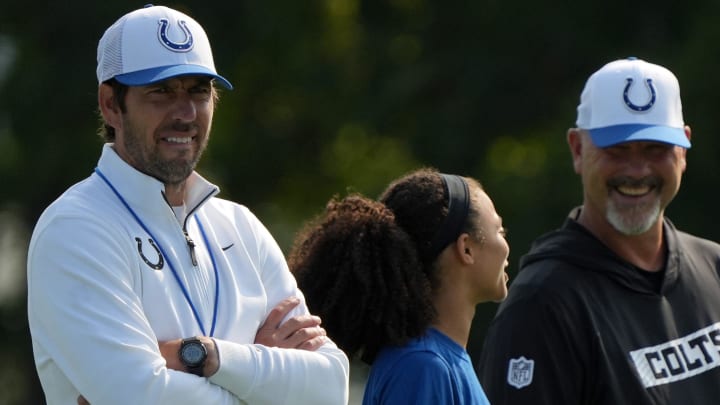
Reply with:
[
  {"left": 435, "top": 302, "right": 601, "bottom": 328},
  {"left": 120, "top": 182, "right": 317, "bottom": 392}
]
[{"left": 362, "top": 328, "right": 491, "bottom": 405}]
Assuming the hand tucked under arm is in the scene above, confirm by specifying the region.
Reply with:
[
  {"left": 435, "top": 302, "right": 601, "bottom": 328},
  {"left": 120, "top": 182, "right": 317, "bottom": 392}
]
[
  {"left": 152, "top": 297, "right": 325, "bottom": 379},
  {"left": 254, "top": 296, "right": 327, "bottom": 351},
  {"left": 204, "top": 296, "right": 348, "bottom": 404}
]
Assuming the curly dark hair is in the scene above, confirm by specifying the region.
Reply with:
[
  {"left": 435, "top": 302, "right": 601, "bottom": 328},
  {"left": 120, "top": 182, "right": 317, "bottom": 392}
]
[{"left": 289, "top": 168, "right": 483, "bottom": 364}]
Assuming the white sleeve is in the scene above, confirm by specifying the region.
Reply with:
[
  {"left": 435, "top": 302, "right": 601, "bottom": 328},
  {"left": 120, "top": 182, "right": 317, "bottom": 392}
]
[
  {"left": 27, "top": 215, "right": 241, "bottom": 405},
  {"left": 207, "top": 208, "right": 350, "bottom": 404},
  {"left": 210, "top": 340, "right": 350, "bottom": 405}
]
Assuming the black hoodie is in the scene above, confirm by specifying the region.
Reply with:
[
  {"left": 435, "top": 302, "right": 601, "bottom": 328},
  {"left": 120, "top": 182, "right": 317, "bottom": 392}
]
[{"left": 478, "top": 210, "right": 720, "bottom": 405}]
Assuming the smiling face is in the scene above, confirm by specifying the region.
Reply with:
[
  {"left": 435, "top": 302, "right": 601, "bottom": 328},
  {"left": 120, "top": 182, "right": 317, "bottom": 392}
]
[
  {"left": 568, "top": 129, "right": 688, "bottom": 236},
  {"left": 466, "top": 187, "right": 510, "bottom": 303},
  {"left": 100, "top": 76, "right": 215, "bottom": 186}
]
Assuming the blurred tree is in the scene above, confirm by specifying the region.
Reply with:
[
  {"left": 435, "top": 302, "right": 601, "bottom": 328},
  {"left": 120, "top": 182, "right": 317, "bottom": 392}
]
[{"left": 1, "top": 0, "right": 719, "bottom": 403}]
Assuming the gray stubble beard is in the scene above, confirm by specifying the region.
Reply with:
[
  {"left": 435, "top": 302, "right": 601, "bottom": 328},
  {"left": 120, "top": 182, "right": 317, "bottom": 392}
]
[{"left": 606, "top": 198, "right": 661, "bottom": 236}]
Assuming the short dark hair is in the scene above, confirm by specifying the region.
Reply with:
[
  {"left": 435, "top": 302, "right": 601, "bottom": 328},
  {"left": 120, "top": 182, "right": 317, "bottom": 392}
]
[{"left": 97, "top": 79, "right": 129, "bottom": 142}]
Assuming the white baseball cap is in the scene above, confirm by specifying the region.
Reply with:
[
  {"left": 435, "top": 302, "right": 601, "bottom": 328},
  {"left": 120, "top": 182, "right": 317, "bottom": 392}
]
[
  {"left": 96, "top": 4, "right": 232, "bottom": 89},
  {"left": 576, "top": 57, "right": 689, "bottom": 148}
]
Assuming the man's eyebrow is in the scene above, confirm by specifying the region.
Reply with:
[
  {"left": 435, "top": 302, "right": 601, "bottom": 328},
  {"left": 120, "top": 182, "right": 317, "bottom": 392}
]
[{"left": 196, "top": 77, "right": 214, "bottom": 86}]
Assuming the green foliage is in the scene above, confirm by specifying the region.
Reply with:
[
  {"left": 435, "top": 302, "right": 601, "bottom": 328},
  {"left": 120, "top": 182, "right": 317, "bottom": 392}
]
[{"left": 3, "top": 0, "right": 720, "bottom": 402}]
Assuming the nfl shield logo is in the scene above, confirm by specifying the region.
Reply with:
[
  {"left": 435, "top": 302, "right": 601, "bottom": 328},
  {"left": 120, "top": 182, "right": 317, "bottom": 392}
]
[{"left": 507, "top": 356, "right": 535, "bottom": 389}]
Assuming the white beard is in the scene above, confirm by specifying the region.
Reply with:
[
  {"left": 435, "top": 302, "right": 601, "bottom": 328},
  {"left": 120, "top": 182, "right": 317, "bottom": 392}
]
[{"left": 606, "top": 197, "right": 661, "bottom": 235}]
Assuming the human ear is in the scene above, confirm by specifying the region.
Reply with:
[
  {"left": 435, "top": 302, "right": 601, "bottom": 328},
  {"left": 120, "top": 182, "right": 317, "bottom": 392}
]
[
  {"left": 98, "top": 84, "right": 122, "bottom": 130},
  {"left": 454, "top": 233, "right": 474, "bottom": 265},
  {"left": 567, "top": 128, "right": 584, "bottom": 174}
]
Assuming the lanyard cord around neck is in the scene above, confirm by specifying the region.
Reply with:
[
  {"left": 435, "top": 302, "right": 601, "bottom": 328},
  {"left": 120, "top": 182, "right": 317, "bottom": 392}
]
[{"left": 94, "top": 167, "right": 219, "bottom": 337}]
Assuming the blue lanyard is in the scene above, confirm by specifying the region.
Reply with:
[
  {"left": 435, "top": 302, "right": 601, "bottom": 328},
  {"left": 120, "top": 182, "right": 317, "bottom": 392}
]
[{"left": 94, "top": 167, "right": 219, "bottom": 337}]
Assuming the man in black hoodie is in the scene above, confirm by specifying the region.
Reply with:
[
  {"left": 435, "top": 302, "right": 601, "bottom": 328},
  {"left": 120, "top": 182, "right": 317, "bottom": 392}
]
[{"left": 478, "top": 57, "right": 720, "bottom": 404}]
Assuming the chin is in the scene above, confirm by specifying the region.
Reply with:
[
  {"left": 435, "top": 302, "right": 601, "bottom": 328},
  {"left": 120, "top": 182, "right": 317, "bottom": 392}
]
[
  {"left": 478, "top": 288, "right": 508, "bottom": 305},
  {"left": 491, "top": 291, "right": 508, "bottom": 303},
  {"left": 493, "top": 282, "right": 509, "bottom": 303}
]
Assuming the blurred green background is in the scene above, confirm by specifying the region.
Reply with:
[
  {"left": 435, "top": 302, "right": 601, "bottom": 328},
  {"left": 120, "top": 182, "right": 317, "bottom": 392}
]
[{"left": 2, "top": 0, "right": 719, "bottom": 403}]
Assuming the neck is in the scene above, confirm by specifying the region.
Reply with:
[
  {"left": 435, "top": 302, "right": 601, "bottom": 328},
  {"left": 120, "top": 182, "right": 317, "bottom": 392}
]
[
  {"left": 431, "top": 289, "right": 476, "bottom": 348},
  {"left": 164, "top": 182, "right": 187, "bottom": 206}
]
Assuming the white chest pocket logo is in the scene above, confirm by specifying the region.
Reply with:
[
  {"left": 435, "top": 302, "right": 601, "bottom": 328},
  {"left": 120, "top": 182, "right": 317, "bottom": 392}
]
[{"left": 507, "top": 356, "right": 535, "bottom": 389}]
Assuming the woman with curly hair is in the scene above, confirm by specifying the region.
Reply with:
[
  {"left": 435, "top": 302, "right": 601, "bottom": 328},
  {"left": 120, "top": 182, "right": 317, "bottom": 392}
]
[{"left": 288, "top": 168, "right": 509, "bottom": 404}]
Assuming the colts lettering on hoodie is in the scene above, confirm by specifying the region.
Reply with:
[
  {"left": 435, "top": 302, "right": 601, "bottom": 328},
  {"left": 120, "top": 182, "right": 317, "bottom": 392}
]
[{"left": 630, "top": 322, "right": 720, "bottom": 387}]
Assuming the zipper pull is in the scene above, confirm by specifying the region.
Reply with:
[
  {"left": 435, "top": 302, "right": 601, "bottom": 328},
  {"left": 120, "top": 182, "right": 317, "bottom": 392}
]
[{"left": 184, "top": 231, "right": 198, "bottom": 266}]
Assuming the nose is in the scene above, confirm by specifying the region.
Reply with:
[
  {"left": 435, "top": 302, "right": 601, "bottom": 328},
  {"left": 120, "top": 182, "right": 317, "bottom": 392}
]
[
  {"left": 173, "top": 93, "right": 197, "bottom": 122},
  {"left": 623, "top": 150, "right": 653, "bottom": 177}
]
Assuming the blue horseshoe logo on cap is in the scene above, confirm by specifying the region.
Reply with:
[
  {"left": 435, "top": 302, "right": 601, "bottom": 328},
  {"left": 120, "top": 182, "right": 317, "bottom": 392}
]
[
  {"left": 623, "top": 77, "right": 656, "bottom": 112},
  {"left": 158, "top": 18, "right": 194, "bottom": 52}
]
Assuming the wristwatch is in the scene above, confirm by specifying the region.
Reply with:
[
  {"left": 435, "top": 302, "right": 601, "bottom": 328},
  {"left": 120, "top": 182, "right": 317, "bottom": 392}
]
[{"left": 179, "top": 337, "right": 207, "bottom": 377}]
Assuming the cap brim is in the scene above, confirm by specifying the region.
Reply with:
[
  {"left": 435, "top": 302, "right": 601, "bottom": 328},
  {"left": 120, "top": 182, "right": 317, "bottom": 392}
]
[
  {"left": 588, "top": 124, "right": 691, "bottom": 149},
  {"left": 115, "top": 64, "right": 233, "bottom": 89}
]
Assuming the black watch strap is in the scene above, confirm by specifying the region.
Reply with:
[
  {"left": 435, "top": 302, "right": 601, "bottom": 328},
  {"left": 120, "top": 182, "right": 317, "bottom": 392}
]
[
  {"left": 179, "top": 337, "right": 207, "bottom": 377},
  {"left": 186, "top": 362, "right": 204, "bottom": 377}
]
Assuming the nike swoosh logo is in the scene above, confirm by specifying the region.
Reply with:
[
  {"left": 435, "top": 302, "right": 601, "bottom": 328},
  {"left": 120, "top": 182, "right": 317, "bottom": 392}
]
[{"left": 221, "top": 243, "right": 235, "bottom": 251}]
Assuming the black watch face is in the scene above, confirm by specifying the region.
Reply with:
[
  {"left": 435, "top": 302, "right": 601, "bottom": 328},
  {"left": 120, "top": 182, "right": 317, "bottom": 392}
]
[{"left": 182, "top": 342, "right": 206, "bottom": 365}]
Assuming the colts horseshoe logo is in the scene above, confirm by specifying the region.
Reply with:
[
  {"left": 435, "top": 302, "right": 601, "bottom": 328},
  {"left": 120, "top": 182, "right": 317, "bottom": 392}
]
[
  {"left": 136, "top": 237, "right": 165, "bottom": 270},
  {"left": 623, "top": 77, "right": 656, "bottom": 112},
  {"left": 157, "top": 18, "right": 194, "bottom": 52}
]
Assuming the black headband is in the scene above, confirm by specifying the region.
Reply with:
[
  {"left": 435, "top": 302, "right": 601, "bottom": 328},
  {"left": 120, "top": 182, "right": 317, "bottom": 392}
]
[{"left": 428, "top": 173, "right": 470, "bottom": 260}]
